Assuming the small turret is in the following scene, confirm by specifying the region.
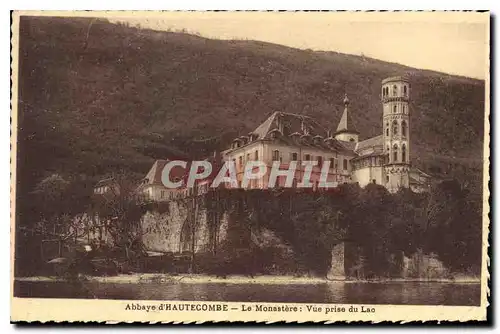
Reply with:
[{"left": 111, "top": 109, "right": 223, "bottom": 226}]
[{"left": 334, "top": 94, "right": 359, "bottom": 143}]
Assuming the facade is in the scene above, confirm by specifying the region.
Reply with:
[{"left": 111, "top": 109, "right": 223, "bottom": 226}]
[
  {"left": 223, "top": 76, "right": 424, "bottom": 193},
  {"left": 125, "top": 76, "right": 430, "bottom": 197}
]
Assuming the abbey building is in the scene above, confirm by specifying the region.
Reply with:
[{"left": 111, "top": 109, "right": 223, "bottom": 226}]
[{"left": 222, "top": 76, "right": 430, "bottom": 193}]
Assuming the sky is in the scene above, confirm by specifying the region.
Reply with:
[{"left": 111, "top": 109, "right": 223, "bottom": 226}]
[{"left": 108, "top": 12, "right": 489, "bottom": 80}]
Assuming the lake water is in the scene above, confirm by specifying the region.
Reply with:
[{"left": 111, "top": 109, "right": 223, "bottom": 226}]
[{"left": 14, "top": 280, "right": 480, "bottom": 306}]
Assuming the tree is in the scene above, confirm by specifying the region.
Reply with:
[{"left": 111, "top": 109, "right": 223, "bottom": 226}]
[
  {"left": 90, "top": 171, "right": 148, "bottom": 262},
  {"left": 423, "top": 179, "right": 482, "bottom": 274}
]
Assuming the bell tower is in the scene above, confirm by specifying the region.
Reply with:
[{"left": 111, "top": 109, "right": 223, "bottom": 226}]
[
  {"left": 381, "top": 76, "right": 410, "bottom": 192},
  {"left": 334, "top": 94, "right": 359, "bottom": 143}
]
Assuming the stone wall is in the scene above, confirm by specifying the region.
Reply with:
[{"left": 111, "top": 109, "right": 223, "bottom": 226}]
[
  {"left": 327, "top": 242, "right": 345, "bottom": 280},
  {"left": 141, "top": 199, "right": 229, "bottom": 254},
  {"left": 402, "top": 251, "right": 448, "bottom": 279}
]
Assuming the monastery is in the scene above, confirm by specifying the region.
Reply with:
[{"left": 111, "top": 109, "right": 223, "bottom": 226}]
[
  {"left": 221, "top": 76, "right": 430, "bottom": 194},
  {"left": 132, "top": 76, "right": 432, "bottom": 202}
]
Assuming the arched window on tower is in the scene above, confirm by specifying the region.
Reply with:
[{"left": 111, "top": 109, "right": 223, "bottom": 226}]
[
  {"left": 386, "top": 122, "right": 389, "bottom": 136},
  {"left": 401, "top": 120, "right": 407, "bottom": 137},
  {"left": 393, "top": 85, "right": 398, "bottom": 96},
  {"left": 402, "top": 144, "right": 407, "bottom": 162},
  {"left": 393, "top": 105, "right": 397, "bottom": 113},
  {"left": 392, "top": 120, "right": 398, "bottom": 136},
  {"left": 404, "top": 85, "right": 408, "bottom": 96},
  {"left": 393, "top": 144, "right": 398, "bottom": 162}
]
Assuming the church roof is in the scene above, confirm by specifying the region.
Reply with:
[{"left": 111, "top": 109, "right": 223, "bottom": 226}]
[
  {"left": 354, "top": 135, "right": 384, "bottom": 158},
  {"left": 356, "top": 135, "right": 384, "bottom": 151}
]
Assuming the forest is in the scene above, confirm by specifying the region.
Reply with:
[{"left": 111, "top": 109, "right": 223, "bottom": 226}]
[{"left": 15, "top": 173, "right": 483, "bottom": 279}]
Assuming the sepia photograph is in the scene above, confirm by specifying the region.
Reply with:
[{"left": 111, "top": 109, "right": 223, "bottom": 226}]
[{"left": 10, "top": 11, "right": 489, "bottom": 323}]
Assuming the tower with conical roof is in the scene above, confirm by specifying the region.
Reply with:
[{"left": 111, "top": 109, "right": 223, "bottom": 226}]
[{"left": 334, "top": 94, "right": 359, "bottom": 143}]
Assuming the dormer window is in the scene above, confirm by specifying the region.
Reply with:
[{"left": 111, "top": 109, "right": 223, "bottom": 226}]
[
  {"left": 239, "top": 136, "right": 248, "bottom": 145},
  {"left": 269, "top": 129, "right": 281, "bottom": 140}
]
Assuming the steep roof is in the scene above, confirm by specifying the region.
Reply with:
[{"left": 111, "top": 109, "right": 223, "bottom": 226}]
[
  {"left": 142, "top": 159, "right": 169, "bottom": 185},
  {"left": 338, "top": 140, "right": 357, "bottom": 152},
  {"left": 335, "top": 96, "right": 359, "bottom": 135},
  {"left": 251, "top": 111, "right": 329, "bottom": 140},
  {"left": 243, "top": 111, "right": 354, "bottom": 154}
]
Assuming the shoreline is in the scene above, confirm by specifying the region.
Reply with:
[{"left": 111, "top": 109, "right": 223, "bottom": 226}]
[{"left": 14, "top": 274, "right": 482, "bottom": 285}]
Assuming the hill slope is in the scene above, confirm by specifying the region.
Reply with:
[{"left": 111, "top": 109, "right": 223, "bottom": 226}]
[{"left": 16, "top": 16, "right": 485, "bottom": 191}]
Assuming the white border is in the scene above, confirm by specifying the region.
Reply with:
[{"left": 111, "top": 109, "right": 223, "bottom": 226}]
[{"left": 4, "top": 1, "right": 497, "bottom": 331}]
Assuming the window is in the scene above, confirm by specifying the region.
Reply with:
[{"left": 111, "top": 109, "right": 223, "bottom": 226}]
[
  {"left": 386, "top": 175, "right": 389, "bottom": 183},
  {"left": 246, "top": 153, "right": 251, "bottom": 162},
  {"left": 386, "top": 122, "right": 389, "bottom": 136},
  {"left": 402, "top": 105, "right": 406, "bottom": 114},
  {"left": 392, "top": 120, "right": 398, "bottom": 135},
  {"left": 404, "top": 85, "right": 408, "bottom": 96},
  {"left": 372, "top": 179, "right": 376, "bottom": 184},
  {"left": 393, "top": 85, "right": 397, "bottom": 96},
  {"left": 393, "top": 144, "right": 398, "bottom": 162},
  {"left": 317, "top": 156, "right": 323, "bottom": 167},
  {"left": 402, "top": 144, "right": 407, "bottom": 162},
  {"left": 161, "top": 190, "right": 165, "bottom": 199},
  {"left": 254, "top": 150, "right": 259, "bottom": 160},
  {"left": 349, "top": 138, "right": 355, "bottom": 142},
  {"left": 304, "top": 154, "right": 311, "bottom": 161},
  {"left": 238, "top": 156, "right": 243, "bottom": 167},
  {"left": 272, "top": 150, "right": 280, "bottom": 162},
  {"left": 291, "top": 152, "right": 298, "bottom": 161},
  {"left": 329, "top": 158, "right": 335, "bottom": 169},
  {"left": 343, "top": 158, "right": 348, "bottom": 171},
  {"left": 401, "top": 120, "right": 407, "bottom": 137},
  {"left": 393, "top": 105, "right": 397, "bottom": 113}
]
